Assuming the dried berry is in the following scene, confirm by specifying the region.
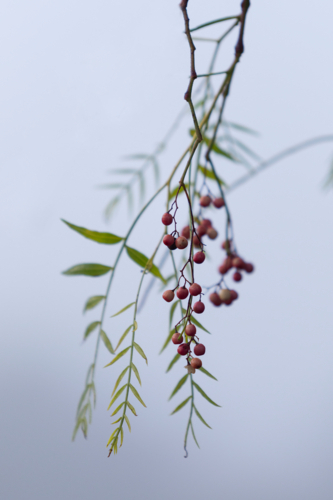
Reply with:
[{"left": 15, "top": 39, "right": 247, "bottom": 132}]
[
  {"left": 213, "top": 197, "right": 225, "bottom": 208},
  {"left": 177, "top": 343, "right": 190, "bottom": 356},
  {"left": 190, "top": 358, "right": 202, "bottom": 369},
  {"left": 194, "top": 344, "right": 205, "bottom": 356},
  {"left": 193, "top": 251, "right": 205, "bottom": 264},
  {"left": 185, "top": 324, "right": 196, "bottom": 337},
  {"left": 161, "top": 213, "right": 173, "bottom": 226},
  {"left": 189, "top": 283, "right": 202, "bottom": 296},
  {"left": 209, "top": 292, "right": 222, "bottom": 306},
  {"left": 162, "top": 290, "right": 175, "bottom": 302},
  {"left": 199, "top": 195, "right": 211, "bottom": 207},
  {"left": 176, "top": 287, "right": 189, "bottom": 300},
  {"left": 218, "top": 289, "right": 231, "bottom": 302},
  {"left": 175, "top": 236, "right": 188, "bottom": 250},
  {"left": 172, "top": 333, "right": 183, "bottom": 344},
  {"left": 193, "top": 301, "right": 205, "bottom": 313},
  {"left": 163, "top": 234, "right": 175, "bottom": 247}
]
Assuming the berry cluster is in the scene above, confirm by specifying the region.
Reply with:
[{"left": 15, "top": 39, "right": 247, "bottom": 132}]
[{"left": 218, "top": 239, "right": 254, "bottom": 282}]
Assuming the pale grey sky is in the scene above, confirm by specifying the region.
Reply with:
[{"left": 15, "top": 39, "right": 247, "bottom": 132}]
[{"left": 1, "top": 1, "right": 333, "bottom": 499}]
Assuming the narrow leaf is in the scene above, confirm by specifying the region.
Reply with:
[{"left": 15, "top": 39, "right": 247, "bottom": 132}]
[
  {"left": 129, "top": 384, "right": 147, "bottom": 407},
  {"left": 225, "top": 121, "right": 259, "bottom": 135},
  {"left": 110, "top": 401, "right": 125, "bottom": 417},
  {"left": 107, "top": 384, "right": 127, "bottom": 410},
  {"left": 194, "top": 405, "right": 212, "bottom": 429},
  {"left": 191, "top": 422, "right": 200, "bottom": 448},
  {"left": 63, "top": 263, "right": 112, "bottom": 277},
  {"left": 169, "top": 300, "right": 180, "bottom": 330},
  {"left": 169, "top": 374, "right": 189, "bottom": 400},
  {"left": 111, "top": 302, "right": 135, "bottom": 317},
  {"left": 76, "top": 386, "right": 89, "bottom": 416},
  {"left": 120, "top": 427, "right": 124, "bottom": 447},
  {"left": 84, "top": 321, "right": 100, "bottom": 340},
  {"left": 170, "top": 396, "right": 192, "bottom": 415},
  {"left": 198, "top": 165, "right": 225, "bottom": 185},
  {"left": 160, "top": 328, "right": 175, "bottom": 354},
  {"left": 126, "top": 246, "right": 166, "bottom": 284},
  {"left": 62, "top": 219, "right": 123, "bottom": 244},
  {"left": 115, "top": 325, "right": 133, "bottom": 352},
  {"left": 124, "top": 415, "right": 131, "bottom": 432},
  {"left": 198, "top": 366, "right": 218, "bottom": 381},
  {"left": 133, "top": 342, "right": 148, "bottom": 365},
  {"left": 166, "top": 353, "right": 181, "bottom": 372},
  {"left": 192, "top": 381, "right": 221, "bottom": 407},
  {"left": 190, "top": 130, "right": 237, "bottom": 160},
  {"left": 106, "top": 428, "right": 119, "bottom": 447},
  {"left": 104, "top": 346, "right": 131, "bottom": 367},
  {"left": 111, "top": 366, "right": 129, "bottom": 397},
  {"left": 131, "top": 362, "right": 141, "bottom": 386},
  {"left": 111, "top": 417, "right": 122, "bottom": 425},
  {"left": 126, "top": 401, "right": 137, "bottom": 416},
  {"left": 83, "top": 295, "right": 105, "bottom": 313},
  {"left": 105, "top": 197, "right": 120, "bottom": 220},
  {"left": 100, "top": 329, "right": 114, "bottom": 354}
]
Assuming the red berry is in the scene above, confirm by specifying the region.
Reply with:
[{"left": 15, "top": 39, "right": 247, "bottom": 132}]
[
  {"left": 230, "top": 290, "right": 239, "bottom": 301},
  {"left": 219, "top": 289, "right": 231, "bottom": 302},
  {"left": 185, "top": 324, "right": 196, "bottom": 337},
  {"left": 193, "top": 301, "right": 205, "bottom": 313},
  {"left": 207, "top": 227, "right": 218, "bottom": 240},
  {"left": 172, "top": 333, "right": 183, "bottom": 344},
  {"left": 177, "top": 287, "right": 189, "bottom": 300},
  {"left": 224, "top": 299, "right": 233, "bottom": 306},
  {"left": 177, "top": 343, "right": 189, "bottom": 356},
  {"left": 193, "top": 235, "right": 202, "bottom": 248},
  {"left": 222, "top": 239, "right": 232, "bottom": 251},
  {"left": 213, "top": 197, "right": 225, "bottom": 208},
  {"left": 209, "top": 292, "right": 222, "bottom": 306},
  {"left": 181, "top": 226, "right": 190, "bottom": 239},
  {"left": 175, "top": 236, "right": 188, "bottom": 250},
  {"left": 244, "top": 263, "right": 254, "bottom": 273},
  {"left": 218, "top": 256, "right": 232, "bottom": 275},
  {"left": 193, "top": 251, "right": 205, "bottom": 264},
  {"left": 201, "top": 219, "right": 212, "bottom": 228},
  {"left": 163, "top": 234, "right": 174, "bottom": 247},
  {"left": 194, "top": 343, "right": 205, "bottom": 356},
  {"left": 233, "top": 271, "right": 242, "bottom": 282},
  {"left": 161, "top": 213, "right": 173, "bottom": 225},
  {"left": 191, "top": 358, "right": 202, "bottom": 369},
  {"left": 162, "top": 290, "right": 174, "bottom": 302},
  {"left": 232, "top": 257, "right": 245, "bottom": 269},
  {"left": 189, "top": 283, "right": 202, "bottom": 296},
  {"left": 196, "top": 224, "right": 207, "bottom": 237},
  {"left": 199, "top": 195, "right": 211, "bottom": 207}
]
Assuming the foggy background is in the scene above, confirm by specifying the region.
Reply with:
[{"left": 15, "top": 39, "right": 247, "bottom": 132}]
[{"left": 1, "top": 0, "right": 333, "bottom": 499}]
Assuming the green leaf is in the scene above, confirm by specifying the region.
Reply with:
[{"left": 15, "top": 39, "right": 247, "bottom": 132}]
[
  {"left": 115, "top": 325, "right": 133, "bottom": 352},
  {"left": 83, "top": 295, "right": 105, "bottom": 313},
  {"left": 131, "top": 362, "right": 141, "bottom": 386},
  {"left": 76, "top": 386, "right": 89, "bottom": 416},
  {"left": 106, "top": 428, "right": 119, "bottom": 447},
  {"left": 166, "top": 353, "right": 181, "bottom": 372},
  {"left": 225, "top": 121, "right": 259, "bottom": 135},
  {"left": 104, "top": 346, "right": 131, "bottom": 367},
  {"left": 182, "top": 309, "right": 210, "bottom": 333},
  {"left": 169, "top": 300, "right": 180, "bottom": 330},
  {"left": 63, "top": 263, "right": 112, "bottom": 277},
  {"left": 62, "top": 219, "right": 124, "bottom": 244},
  {"left": 160, "top": 328, "right": 175, "bottom": 354},
  {"left": 105, "top": 197, "right": 120, "bottom": 220},
  {"left": 191, "top": 422, "right": 200, "bottom": 448},
  {"left": 194, "top": 405, "right": 212, "bottom": 428},
  {"left": 129, "top": 384, "right": 147, "bottom": 407},
  {"left": 190, "top": 130, "right": 237, "bottom": 160},
  {"left": 107, "top": 384, "right": 127, "bottom": 410},
  {"left": 110, "top": 401, "right": 125, "bottom": 417},
  {"left": 170, "top": 396, "right": 192, "bottom": 415},
  {"left": 126, "top": 401, "right": 137, "bottom": 416},
  {"left": 133, "top": 342, "right": 148, "bottom": 365},
  {"left": 111, "top": 366, "right": 129, "bottom": 397},
  {"left": 198, "top": 165, "right": 225, "bottom": 185},
  {"left": 198, "top": 366, "right": 218, "bottom": 381},
  {"left": 120, "top": 427, "right": 124, "bottom": 447},
  {"left": 126, "top": 246, "right": 166, "bottom": 284},
  {"left": 100, "top": 329, "right": 114, "bottom": 354},
  {"left": 111, "top": 417, "right": 122, "bottom": 425},
  {"left": 111, "top": 302, "right": 135, "bottom": 317},
  {"left": 84, "top": 321, "right": 100, "bottom": 340},
  {"left": 169, "top": 374, "right": 189, "bottom": 400},
  {"left": 192, "top": 381, "right": 221, "bottom": 407},
  {"left": 124, "top": 415, "right": 131, "bottom": 432}
]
